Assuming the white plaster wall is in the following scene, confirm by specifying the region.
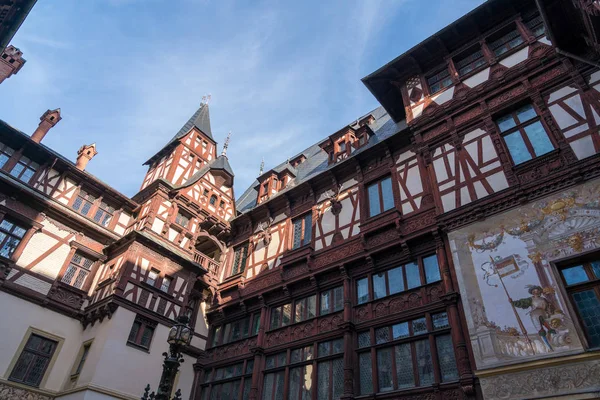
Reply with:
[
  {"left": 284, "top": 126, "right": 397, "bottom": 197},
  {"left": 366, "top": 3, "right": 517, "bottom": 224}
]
[{"left": 0, "top": 292, "right": 82, "bottom": 392}]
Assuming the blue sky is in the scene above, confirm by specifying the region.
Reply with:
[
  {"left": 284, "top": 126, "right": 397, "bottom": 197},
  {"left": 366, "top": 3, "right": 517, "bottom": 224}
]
[{"left": 1, "top": 0, "right": 484, "bottom": 198}]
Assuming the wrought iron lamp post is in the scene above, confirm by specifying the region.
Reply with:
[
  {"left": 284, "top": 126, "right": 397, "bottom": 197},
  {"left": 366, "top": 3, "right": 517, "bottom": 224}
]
[{"left": 141, "top": 315, "right": 192, "bottom": 400}]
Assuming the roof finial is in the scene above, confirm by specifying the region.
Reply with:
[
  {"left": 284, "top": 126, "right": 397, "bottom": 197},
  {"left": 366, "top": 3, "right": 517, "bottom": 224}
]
[
  {"left": 201, "top": 94, "right": 212, "bottom": 106},
  {"left": 259, "top": 158, "right": 264, "bottom": 175},
  {"left": 221, "top": 131, "right": 231, "bottom": 156}
]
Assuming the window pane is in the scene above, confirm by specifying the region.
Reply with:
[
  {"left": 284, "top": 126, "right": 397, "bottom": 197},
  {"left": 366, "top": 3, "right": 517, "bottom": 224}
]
[
  {"left": 359, "top": 352, "right": 373, "bottom": 395},
  {"left": 562, "top": 265, "right": 589, "bottom": 285},
  {"left": 271, "top": 307, "right": 281, "bottom": 329},
  {"left": 289, "top": 367, "right": 301, "bottom": 400},
  {"left": 377, "top": 348, "right": 394, "bottom": 392},
  {"left": 293, "top": 218, "right": 303, "bottom": 249},
  {"left": 357, "top": 278, "right": 369, "bottom": 304},
  {"left": 375, "top": 327, "right": 390, "bottom": 344},
  {"left": 433, "top": 312, "right": 450, "bottom": 330},
  {"left": 516, "top": 104, "right": 537, "bottom": 123},
  {"left": 496, "top": 114, "right": 516, "bottom": 132},
  {"left": 381, "top": 177, "right": 394, "bottom": 212},
  {"left": 592, "top": 262, "right": 600, "bottom": 279},
  {"left": 412, "top": 317, "right": 428, "bottom": 335},
  {"left": 392, "top": 322, "right": 409, "bottom": 339},
  {"left": 415, "top": 339, "right": 434, "bottom": 386},
  {"left": 524, "top": 121, "right": 553, "bottom": 156},
  {"left": 283, "top": 304, "right": 292, "bottom": 326},
  {"left": 395, "top": 343, "right": 415, "bottom": 389},
  {"left": 295, "top": 299, "right": 305, "bottom": 323},
  {"left": 504, "top": 131, "right": 532, "bottom": 165},
  {"left": 373, "top": 272, "right": 387, "bottom": 299},
  {"left": 303, "top": 213, "right": 312, "bottom": 244},
  {"left": 307, "top": 295, "right": 316, "bottom": 320},
  {"left": 388, "top": 266, "right": 405, "bottom": 295},
  {"left": 317, "top": 362, "right": 329, "bottom": 400},
  {"left": 423, "top": 255, "right": 441, "bottom": 283},
  {"left": 572, "top": 289, "right": 600, "bottom": 347},
  {"left": 405, "top": 262, "right": 421, "bottom": 289},
  {"left": 332, "top": 358, "right": 344, "bottom": 399},
  {"left": 333, "top": 286, "right": 344, "bottom": 312},
  {"left": 320, "top": 290, "right": 331, "bottom": 315},
  {"left": 436, "top": 335, "right": 459, "bottom": 382},
  {"left": 358, "top": 331, "right": 371, "bottom": 348},
  {"left": 368, "top": 183, "right": 381, "bottom": 217}
]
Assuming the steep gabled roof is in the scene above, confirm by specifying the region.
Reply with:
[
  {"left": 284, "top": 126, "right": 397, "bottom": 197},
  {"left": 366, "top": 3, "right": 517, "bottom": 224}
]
[
  {"left": 236, "top": 106, "right": 404, "bottom": 214},
  {"left": 173, "top": 155, "right": 234, "bottom": 191},
  {"left": 144, "top": 102, "right": 214, "bottom": 165}
]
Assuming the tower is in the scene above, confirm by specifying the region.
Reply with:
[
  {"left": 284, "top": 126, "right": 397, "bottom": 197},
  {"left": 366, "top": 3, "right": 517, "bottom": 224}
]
[{"left": 0, "top": 45, "right": 25, "bottom": 84}]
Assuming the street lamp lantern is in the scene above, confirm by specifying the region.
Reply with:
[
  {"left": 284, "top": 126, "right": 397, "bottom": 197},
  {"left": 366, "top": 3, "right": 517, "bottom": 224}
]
[
  {"left": 141, "top": 315, "right": 192, "bottom": 400},
  {"left": 167, "top": 315, "right": 192, "bottom": 347}
]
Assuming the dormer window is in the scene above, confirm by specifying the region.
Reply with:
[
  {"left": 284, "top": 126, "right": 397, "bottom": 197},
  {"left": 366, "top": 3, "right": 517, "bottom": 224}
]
[
  {"left": 488, "top": 26, "right": 524, "bottom": 57},
  {"left": 338, "top": 141, "right": 347, "bottom": 153},
  {"left": 455, "top": 47, "right": 486, "bottom": 77},
  {"left": 427, "top": 68, "right": 452, "bottom": 94},
  {"left": 524, "top": 14, "right": 545, "bottom": 38}
]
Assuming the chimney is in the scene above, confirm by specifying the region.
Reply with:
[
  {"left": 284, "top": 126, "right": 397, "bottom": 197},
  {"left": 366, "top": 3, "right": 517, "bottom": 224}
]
[
  {"left": 76, "top": 143, "right": 98, "bottom": 171},
  {"left": 0, "top": 45, "right": 26, "bottom": 85},
  {"left": 31, "top": 109, "right": 62, "bottom": 143}
]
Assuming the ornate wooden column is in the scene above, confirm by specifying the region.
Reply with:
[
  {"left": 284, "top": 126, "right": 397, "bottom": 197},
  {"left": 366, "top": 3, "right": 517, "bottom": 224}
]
[
  {"left": 340, "top": 266, "right": 355, "bottom": 400},
  {"left": 436, "top": 233, "right": 476, "bottom": 398},
  {"left": 249, "top": 297, "right": 268, "bottom": 400}
]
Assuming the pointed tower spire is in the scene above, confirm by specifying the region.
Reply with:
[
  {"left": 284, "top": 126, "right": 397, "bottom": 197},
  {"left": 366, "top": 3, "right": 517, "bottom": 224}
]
[
  {"left": 259, "top": 158, "right": 264, "bottom": 175},
  {"left": 221, "top": 131, "right": 231, "bottom": 156}
]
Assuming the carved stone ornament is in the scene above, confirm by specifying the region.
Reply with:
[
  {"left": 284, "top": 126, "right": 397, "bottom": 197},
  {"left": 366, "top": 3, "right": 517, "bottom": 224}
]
[
  {"left": 0, "top": 382, "right": 53, "bottom": 400},
  {"left": 480, "top": 358, "right": 600, "bottom": 399},
  {"left": 257, "top": 218, "right": 273, "bottom": 246}
]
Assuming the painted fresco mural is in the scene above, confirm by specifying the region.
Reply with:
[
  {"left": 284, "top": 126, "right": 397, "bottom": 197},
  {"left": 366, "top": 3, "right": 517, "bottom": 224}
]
[{"left": 447, "top": 179, "right": 600, "bottom": 369}]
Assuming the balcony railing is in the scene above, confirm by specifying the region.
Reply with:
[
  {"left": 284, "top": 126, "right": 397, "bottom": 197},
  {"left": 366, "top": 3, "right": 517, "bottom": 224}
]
[{"left": 193, "top": 251, "right": 219, "bottom": 274}]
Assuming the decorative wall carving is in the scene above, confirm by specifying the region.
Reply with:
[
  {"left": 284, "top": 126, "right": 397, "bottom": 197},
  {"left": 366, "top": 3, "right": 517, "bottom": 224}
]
[
  {"left": 0, "top": 382, "right": 53, "bottom": 400},
  {"left": 480, "top": 358, "right": 600, "bottom": 400}
]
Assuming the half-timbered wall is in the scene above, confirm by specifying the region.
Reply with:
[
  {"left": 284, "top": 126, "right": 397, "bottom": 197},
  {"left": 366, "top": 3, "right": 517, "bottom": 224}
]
[
  {"left": 431, "top": 128, "right": 509, "bottom": 213},
  {"left": 546, "top": 71, "right": 600, "bottom": 160},
  {"left": 180, "top": 172, "right": 235, "bottom": 222},
  {"left": 314, "top": 182, "right": 360, "bottom": 251},
  {"left": 243, "top": 216, "right": 288, "bottom": 279},
  {"left": 395, "top": 150, "right": 426, "bottom": 215}
]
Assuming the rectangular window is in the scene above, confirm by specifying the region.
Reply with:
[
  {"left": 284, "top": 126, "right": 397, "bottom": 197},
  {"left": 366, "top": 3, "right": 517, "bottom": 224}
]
[
  {"left": 559, "top": 260, "right": 600, "bottom": 348},
  {"left": 455, "top": 48, "right": 486, "bottom": 77},
  {"left": 423, "top": 254, "right": 441, "bottom": 283},
  {"left": 211, "top": 326, "right": 221, "bottom": 347},
  {"left": 9, "top": 333, "right": 58, "bottom": 387},
  {"left": 289, "top": 364, "right": 313, "bottom": 400},
  {"left": 127, "top": 316, "right": 156, "bottom": 350},
  {"left": 270, "top": 303, "right": 292, "bottom": 329},
  {"left": 146, "top": 268, "right": 159, "bottom": 286},
  {"left": 73, "top": 343, "right": 91, "bottom": 376},
  {"left": 367, "top": 176, "right": 394, "bottom": 217},
  {"left": 61, "top": 252, "right": 94, "bottom": 289},
  {"left": 357, "top": 277, "right": 369, "bottom": 305},
  {"left": 175, "top": 212, "right": 190, "bottom": 228},
  {"left": 320, "top": 286, "right": 343, "bottom": 315},
  {"left": 357, "top": 314, "right": 458, "bottom": 394},
  {"left": 262, "top": 371, "right": 285, "bottom": 400},
  {"left": 72, "top": 190, "right": 96, "bottom": 217},
  {"left": 489, "top": 27, "right": 524, "bottom": 57},
  {"left": 230, "top": 242, "right": 249, "bottom": 277},
  {"left": 10, "top": 156, "right": 39, "bottom": 183},
  {"left": 292, "top": 213, "right": 312, "bottom": 249},
  {"left": 294, "top": 295, "right": 316, "bottom": 323},
  {"left": 252, "top": 313, "right": 261, "bottom": 336},
  {"left": 0, "top": 143, "right": 15, "bottom": 168},
  {"left": 223, "top": 317, "right": 250, "bottom": 344},
  {"left": 0, "top": 218, "right": 27, "bottom": 258},
  {"left": 200, "top": 361, "right": 252, "bottom": 400},
  {"left": 160, "top": 276, "right": 172, "bottom": 293},
  {"left": 496, "top": 104, "right": 554, "bottom": 165},
  {"left": 427, "top": 68, "right": 453, "bottom": 94},
  {"left": 93, "top": 201, "right": 114, "bottom": 227}
]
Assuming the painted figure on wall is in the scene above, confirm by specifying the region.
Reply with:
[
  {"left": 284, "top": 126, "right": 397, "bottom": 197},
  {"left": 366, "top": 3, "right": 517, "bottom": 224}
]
[{"left": 447, "top": 178, "right": 600, "bottom": 368}]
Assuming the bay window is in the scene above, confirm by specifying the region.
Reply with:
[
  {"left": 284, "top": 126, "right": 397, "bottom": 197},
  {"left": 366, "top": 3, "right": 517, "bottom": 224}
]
[{"left": 358, "top": 312, "right": 458, "bottom": 395}]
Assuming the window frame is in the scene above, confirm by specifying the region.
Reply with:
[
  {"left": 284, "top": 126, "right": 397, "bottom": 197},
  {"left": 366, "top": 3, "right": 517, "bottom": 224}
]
[
  {"left": 487, "top": 25, "right": 525, "bottom": 57},
  {"left": 71, "top": 189, "right": 97, "bottom": 217},
  {"left": 0, "top": 217, "right": 28, "bottom": 260},
  {"left": 366, "top": 175, "right": 395, "bottom": 218},
  {"left": 293, "top": 294, "right": 317, "bottom": 324},
  {"left": 199, "top": 359, "right": 254, "bottom": 400},
  {"left": 0, "top": 142, "right": 15, "bottom": 168},
  {"left": 174, "top": 211, "right": 191, "bottom": 229},
  {"left": 426, "top": 67, "right": 453, "bottom": 94},
  {"left": 9, "top": 332, "right": 59, "bottom": 388},
  {"left": 210, "top": 311, "right": 261, "bottom": 347},
  {"left": 229, "top": 242, "right": 249, "bottom": 278},
  {"left": 556, "top": 257, "right": 600, "bottom": 348},
  {"left": 524, "top": 13, "right": 546, "bottom": 38},
  {"left": 93, "top": 201, "right": 114, "bottom": 227},
  {"left": 127, "top": 315, "right": 157, "bottom": 351},
  {"left": 61, "top": 251, "right": 95, "bottom": 290},
  {"left": 320, "top": 286, "right": 344, "bottom": 316},
  {"left": 291, "top": 212, "right": 313, "bottom": 250},
  {"left": 357, "top": 312, "right": 457, "bottom": 395},
  {"left": 356, "top": 253, "right": 441, "bottom": 305},
  {"left": 454, "top": 47, "right": 487, "bottom": 77},
  {"left": 10, "top": 155, "right": 39, "bottom": 183},
  {"left": 495, "top": 103, "right": 555, "bottom": 165}
]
